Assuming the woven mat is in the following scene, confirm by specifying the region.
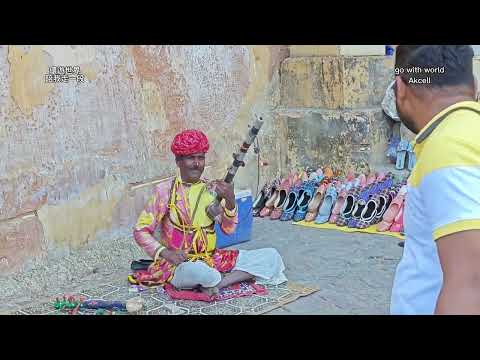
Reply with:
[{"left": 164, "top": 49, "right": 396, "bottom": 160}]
[
  {"left": 293, "top": 221, "right": 405, "bottom": 240},
  {"left": 11, "top": 281, "right": 318, "bottom": 315}
]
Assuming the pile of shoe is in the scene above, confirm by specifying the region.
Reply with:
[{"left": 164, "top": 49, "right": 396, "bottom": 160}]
[{"left": 252, "top": 167, "right": 407, "bottom": 233}]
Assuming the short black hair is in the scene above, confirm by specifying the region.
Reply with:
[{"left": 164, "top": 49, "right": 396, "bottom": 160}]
[{"left": 395, "top": 45, "right": 474, "bottom": 88}]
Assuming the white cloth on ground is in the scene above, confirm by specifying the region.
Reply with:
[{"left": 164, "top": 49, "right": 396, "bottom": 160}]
[{"left": 232, "top": 248, "right": 288, "bottom": 285}]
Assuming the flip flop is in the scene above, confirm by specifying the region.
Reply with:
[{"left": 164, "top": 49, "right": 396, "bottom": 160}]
[
  {"left": 396, "top": 139, "right": 409, "bottom": 170},
  {"left": 314, "top": 184, "right": 338, "bottom": 224}
]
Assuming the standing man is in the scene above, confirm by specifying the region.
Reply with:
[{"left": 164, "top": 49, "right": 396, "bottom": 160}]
[{"left": 390, "top": 45, "right": 480, "bottom": 314}]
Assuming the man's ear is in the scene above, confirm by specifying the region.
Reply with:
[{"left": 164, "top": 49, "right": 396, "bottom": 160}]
[{"left": 395, "top": 75, "right": 407, "bottom": 101}]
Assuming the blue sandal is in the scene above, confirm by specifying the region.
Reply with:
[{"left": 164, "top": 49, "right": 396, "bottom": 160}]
[
  {"left": 396, "top": 139, "right": 409, "bottom": 170},
  {"left": 280, "top": 184, "right": 303, "bottom": 221},
  {"left": 293, "top": 181, "right": 317, "bottom": 222},
  {"left": 407, "top": 142, "right": 416, "bottom": 171},
  {"left": 314, "top": 183, "right": 338, "bottom": 224}
]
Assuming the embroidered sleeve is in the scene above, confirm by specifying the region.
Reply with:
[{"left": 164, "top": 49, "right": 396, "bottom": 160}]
[{"left": 133, "top": 186, "right": 168, "bottom": 258}]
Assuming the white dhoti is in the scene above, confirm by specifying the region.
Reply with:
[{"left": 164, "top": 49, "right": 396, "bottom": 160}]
[{"left": 170, "top": 247, "right": 287, "bottom": 289}]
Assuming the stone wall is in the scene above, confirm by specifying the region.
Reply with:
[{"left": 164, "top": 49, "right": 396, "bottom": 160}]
[
  {"left": 278, "top": 46, "right": 395, "bottom": 175},
  {"left": 0, "top": 45, "right": 289, "bottom": 274}
]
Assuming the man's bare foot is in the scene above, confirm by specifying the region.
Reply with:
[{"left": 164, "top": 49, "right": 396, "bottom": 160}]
[{"left": 200, "top": 286, "right": 219, "bottom": 297}]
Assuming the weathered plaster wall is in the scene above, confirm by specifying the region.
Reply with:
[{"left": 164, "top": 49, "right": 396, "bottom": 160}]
[{"left": 0, "top": 45, "right": 289, "bottom": 274}]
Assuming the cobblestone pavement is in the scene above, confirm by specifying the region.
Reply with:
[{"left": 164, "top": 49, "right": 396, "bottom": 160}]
[{"left": 1, "top": 218, "right": 403, "bottom": 315}]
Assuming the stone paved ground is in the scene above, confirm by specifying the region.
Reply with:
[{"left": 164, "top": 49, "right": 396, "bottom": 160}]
[
  {"left": 241, "top": 218, "right": 403, "bottom": 314},
  {"left": 1, "top": 218, "right": 403, "bottom": 315}
]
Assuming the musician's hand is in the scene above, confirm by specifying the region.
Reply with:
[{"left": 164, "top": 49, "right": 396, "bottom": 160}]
[
  {"left": 160, "top": 248, "right": 187, "bottom": 265},
  {"left": 211, "top": 180, "right": 235, "bottom": 210}
]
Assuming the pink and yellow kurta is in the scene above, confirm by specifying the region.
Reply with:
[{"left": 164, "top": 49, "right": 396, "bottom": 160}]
[{"left": 133, "top": 176, "right": 239, "bottom": 285}]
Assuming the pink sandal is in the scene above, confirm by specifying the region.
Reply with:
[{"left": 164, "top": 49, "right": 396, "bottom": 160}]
[
  {"left": 358, "top": 174, "right": 367, "bottom": 188},
  {"left": 366, "top": 172, "right": 377, "bottom": 186},
  {"left": 377, "top": 185, "right": 407, "bottom": 232},
  {"left": 389, "top": 203, "right": 404, "bottom": 232},
  {"left": 329, "top": 181, "right": 353, "bottom": 224},
  {"left": 305, "top": 183, "right": 327, "bottom": 222}
]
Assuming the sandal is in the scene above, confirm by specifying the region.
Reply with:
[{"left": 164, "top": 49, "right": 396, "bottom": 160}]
[
  {"left": 259, "top": 188, "right": 279, "bottom": 218},
  {"left": 345, "top": 170, "right": 355, "bottom": 182},
  {"left": 252, "top": 182, "right": 271, "bottom": 217},
  {"left": 336, "top": 187, "right": 361, "bottom": 227},
  {"left": 366, "top": 172, "right": 377, "bottom": 186},
  {"left": 389, "top": 202, "right": 405, "bottom": 232},
  {"left": 396, "top": 139, "right": 409, "bottom": 170},
  {"left": 309, "top": 168, "right": 324, "bottom": 185},
  {"left": 293, "top": 181, "right": 317, "bottom": 222},
  {"left": 314, "top": 183, "right": 338, "bottom": 224},
  {"left": 270, "top": 177, "right": 294, "bottom": 220},
  {"left": 358, "top": 174, "right": 367, "bottom": 188},
  {"left": 280, "top": 183, "right": 303, "bottom": 221},
  {"left": 357, "top": 195, "right": 379, "bottom": 229},
  {"left": 387, "top": 135, "right": 401, "bottom": 164},
  {"left": 347, "top": 184, "right": 375, "bottom": 228},
  {"left": 377, "top": 185, "right": 407, "bottom": 232},
  {"left": 375, "top": 172, "right": 386, "bottom": 182},
  {"left": 407, "top": 142, "right": 416, "bottom": 171},
  {"left": 323, "top": 166, "right": 334, "bottom": 179},
  {"left": 329, "top": 181, "right": 353, "bottom": 224},
  {"left": 304, "top": 183, "right": 327, "bottom": 222}
]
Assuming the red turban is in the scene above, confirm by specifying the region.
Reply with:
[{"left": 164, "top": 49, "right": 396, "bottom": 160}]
[{"left": 171, "top": 129, "right": 210, "bottom": 156}]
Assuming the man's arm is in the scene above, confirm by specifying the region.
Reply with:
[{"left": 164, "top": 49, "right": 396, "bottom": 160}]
[
  {"left": 133, "top": 186, "right": 168, "bottom": 259},
  {"left": 435, "top": 230, "right": 480, "bottom": 314},
  {"left": 210, "top": 180, "right": 238, "bottom": 235},
  {"left": 219, "top": 199, "right": 238, "bottom": 235}
]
